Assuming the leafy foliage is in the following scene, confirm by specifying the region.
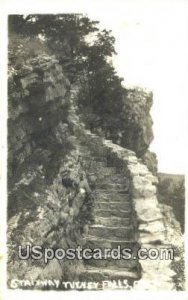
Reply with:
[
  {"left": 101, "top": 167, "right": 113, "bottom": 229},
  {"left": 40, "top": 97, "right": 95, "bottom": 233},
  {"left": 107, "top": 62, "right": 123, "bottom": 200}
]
[
  {"left": 158, "top": 173, "right": 185, "bottom": 233},
  {"left": 9, "top": 14, "right": 126, "bottom": 141}
]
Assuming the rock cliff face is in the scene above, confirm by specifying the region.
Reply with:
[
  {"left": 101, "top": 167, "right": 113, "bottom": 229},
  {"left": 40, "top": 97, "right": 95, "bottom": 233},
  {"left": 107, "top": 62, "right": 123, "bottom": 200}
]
[
  {"left": 7, "top": 54, "right": 184, "bottom": 290},
  {"left": 121, "top": 88, "right": 154, "bottom": 157},
  {"left": 121, "top": 88, "right": 158, "bottom": 174},
  {"left": 8, "top": 54, "right": 70, "bottom": 199},
  {"left": 8, "top": 55, "right": 93, "bottom": 285}
]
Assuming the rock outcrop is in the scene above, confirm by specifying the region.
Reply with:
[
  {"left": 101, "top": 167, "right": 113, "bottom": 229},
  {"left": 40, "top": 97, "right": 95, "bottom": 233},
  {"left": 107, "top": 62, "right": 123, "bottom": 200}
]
[
  {"left": 120, "top": 88, "right": 159, "bottom": 173},
  {"left": 7, "top": 54, "right": 184, "bottom": 291},
  {"left": 121, "top": 88, "right": 154, "bottom": 158},
  {"left": 7, "top": 55, "right": 93, "bottom": 287},
  {"left": 8, "top": 54, "right": 70, "bottom": 200}
]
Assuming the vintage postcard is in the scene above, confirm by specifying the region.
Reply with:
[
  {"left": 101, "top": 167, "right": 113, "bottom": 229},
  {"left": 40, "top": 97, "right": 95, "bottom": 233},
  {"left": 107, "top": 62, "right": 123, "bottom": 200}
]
[{"left": 0, "top": 0, "right": 188, "bottom": 299}]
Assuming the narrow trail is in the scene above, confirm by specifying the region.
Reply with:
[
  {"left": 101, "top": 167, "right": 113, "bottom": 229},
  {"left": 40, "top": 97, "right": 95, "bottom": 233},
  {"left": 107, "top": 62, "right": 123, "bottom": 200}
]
[
  {"left": 77, "top": 143, "right": 141, "bottom": 286},
  {"left": 68, "top": 85, "right": 141, "bottom": 287}
]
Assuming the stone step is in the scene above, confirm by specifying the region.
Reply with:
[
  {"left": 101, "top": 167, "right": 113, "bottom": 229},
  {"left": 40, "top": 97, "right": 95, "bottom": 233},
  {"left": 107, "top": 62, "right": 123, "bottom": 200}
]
[
  {"left": 94, "top": 192, "right": 130, "bottom": 202},
  {"left": 86, "top": 158, "right": 108, "bottom": 165},
  {"left": 95, "top": 176, "right": 127, "bottom": 184},
  {"left": 96, "top": 182, "right": 128, "bottom": 190},
  {"left": 94, "top": 201, "right": 131, "bottom": 211},
  {"left": 95, "top": 189, "right": 130, "bottom": 196},
  {"left": 90, "top": 171, "right": 123, "bottom": 178},
  {"left": 95, "top": 208, "right": 132, "bottom": 218},
  {"left": 95, "top": 216, "right": 131, "bottom": 226},
  {"left": 83, "top": 236, "right": 139, "bottom": 249},
  {"left": 85, "top": 161, "right": 107, "bottom": 169},
  {"left": 81, "top": 154, "right": 107, "bottom": 163},
  {"left": 84, "top": 255, "right": 139, "bottom": 270},
  {"left": 84, "top": 164, "right": 108, "bottom": 172},
  {"left": 88, "top": 224, "right": 134, "bottom": 239},
  {"left": 87, "top": 167, "right": 117, "bottom": 176},
  {"left": 78, "top": 266, "right": 140, "bottom": 283}
]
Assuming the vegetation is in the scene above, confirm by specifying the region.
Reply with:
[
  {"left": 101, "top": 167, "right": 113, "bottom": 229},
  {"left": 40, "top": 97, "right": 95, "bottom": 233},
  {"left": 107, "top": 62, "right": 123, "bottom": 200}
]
[
  {"left": 9, "top": 14, "right": 126, "bottom": 139},
  {"left": 158, "top": 173, "right": 185, "bottom": 233}
]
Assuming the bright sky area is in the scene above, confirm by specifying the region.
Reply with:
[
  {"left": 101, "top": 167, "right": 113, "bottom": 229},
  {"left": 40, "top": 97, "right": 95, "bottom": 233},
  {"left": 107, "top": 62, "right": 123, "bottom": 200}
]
[{"left": 88, "top": 1, "right": 188, "bottom": 174}]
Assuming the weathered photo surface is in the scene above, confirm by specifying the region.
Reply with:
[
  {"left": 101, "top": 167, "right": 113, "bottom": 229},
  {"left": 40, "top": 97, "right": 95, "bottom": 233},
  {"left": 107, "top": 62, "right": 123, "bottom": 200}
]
[{"left": 7, "top": 13, "right": 185, "bottom": 291}]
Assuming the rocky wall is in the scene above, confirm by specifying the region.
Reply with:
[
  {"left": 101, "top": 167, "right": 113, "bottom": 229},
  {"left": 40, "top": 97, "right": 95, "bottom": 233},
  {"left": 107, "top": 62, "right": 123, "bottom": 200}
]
[
  {"left": 7, "top": 56, "right": 92, "bottom": 288},
  {"left": 121, "top": 88, "right": 154, "bottom": 158},
  {"left": 7, "top": 148, "right": 92, "bottom": 287},
  {"left": 8, "top": 54, "right": 70, "bottom": 191}
]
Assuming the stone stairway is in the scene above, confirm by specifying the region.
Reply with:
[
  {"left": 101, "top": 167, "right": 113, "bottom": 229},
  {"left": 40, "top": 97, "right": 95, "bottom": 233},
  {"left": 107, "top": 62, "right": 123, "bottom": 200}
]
[
  {"left": 77, "top": 144, "right": 141, "bottom": 288},
  {"left": 68, "top": 85, "right": 177, "bottom": 290}
]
